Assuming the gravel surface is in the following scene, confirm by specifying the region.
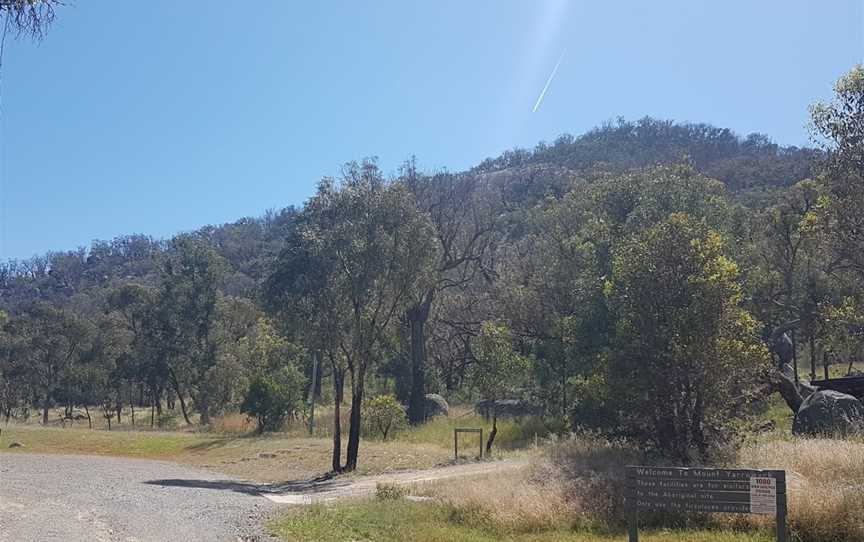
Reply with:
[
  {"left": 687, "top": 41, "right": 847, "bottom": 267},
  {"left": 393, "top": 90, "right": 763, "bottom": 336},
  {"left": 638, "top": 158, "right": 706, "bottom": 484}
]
[{"left": 0, "top": 454, "right": 278, "bottom": 542}]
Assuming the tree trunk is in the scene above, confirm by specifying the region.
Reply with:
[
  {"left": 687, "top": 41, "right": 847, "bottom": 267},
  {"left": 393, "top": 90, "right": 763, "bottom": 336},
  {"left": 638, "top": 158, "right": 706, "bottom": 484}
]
[
  {"left": 84, "top": 405, "right": 92, "bottom": 429},
  {"left": 176, "top": 390, "right": 191, "bottom": 425},
  {"left": 42, "top": 391, "right": 50, "bottom": 425},
  {"left": 344, "top": 365, "right": 365, "bottom": 472},
  {"left": 485, "top": 414, "right": 497, "bottom": 453},
  {"left": 691, "top": 390, "right": 708, "bottom": 460},
  {"left": 407, "top": 299, "right": 432, "bottom": 425},
  {"left": 198, "top": 395, "right": 210, "bottom": 426},
  {"left": 823, "top": 351, "right": 830, "bottom": 380},
  {"left": 169, "top": 369, "right": 192, "bottom": 425},
  {"left": 772, "top": 370, "right": 804, "bottom": 413},
  {"left": 331, "top": 369, "right": 344, "bottom": 473},
  {"left": 809, "top": 334, "right": 817, "bottom": 381}
]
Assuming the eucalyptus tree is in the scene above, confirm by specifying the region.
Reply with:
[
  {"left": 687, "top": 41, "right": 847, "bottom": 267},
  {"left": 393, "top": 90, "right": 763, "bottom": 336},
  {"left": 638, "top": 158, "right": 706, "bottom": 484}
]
[
  {"left": 267, "top": 159, "right": 436, "bottom": 471},
  {"left": 5, "top": 302, "right": 90, "bottom": 424},
  {"left": 745, "top": 180, "right": 837, "bottom": 392},
  {"left": 811, "top": 66, "right": 864, "bottom": 319},
  {"left": 266, "top": 220, "right": 351, "bottom": 471},
  {"left": 106, "top": 283, "right": 156, "bottom": 416},
  {"left": 811, "top": 66, "right": 864, "bottom": 276},
  {"left": 149, "top": 235, "right": 224, "bottom": 425},
  {"left": 400, "top": 161, "right": 499, "bottom": 423},
  {"left": 471, "top": 321, "right": 531, "bottom": 451}
]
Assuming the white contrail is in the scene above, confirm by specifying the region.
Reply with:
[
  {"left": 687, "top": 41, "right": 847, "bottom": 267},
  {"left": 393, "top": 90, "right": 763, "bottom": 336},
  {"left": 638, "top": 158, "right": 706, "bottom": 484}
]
[{"left": 532, "top": 49, "right": 566, "bottom": 113}]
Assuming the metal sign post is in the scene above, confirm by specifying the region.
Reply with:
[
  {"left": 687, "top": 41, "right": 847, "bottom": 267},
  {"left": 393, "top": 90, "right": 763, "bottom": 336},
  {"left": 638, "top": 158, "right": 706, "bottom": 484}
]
[{"left": 625, "top": 466, "right": 787, "bottom": 542}]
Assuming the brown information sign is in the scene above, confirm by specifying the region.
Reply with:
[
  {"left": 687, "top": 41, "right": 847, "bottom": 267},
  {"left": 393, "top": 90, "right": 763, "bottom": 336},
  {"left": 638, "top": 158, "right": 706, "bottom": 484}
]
[{"left": 625, "top": 466, "right": 787, "bottom": 542}]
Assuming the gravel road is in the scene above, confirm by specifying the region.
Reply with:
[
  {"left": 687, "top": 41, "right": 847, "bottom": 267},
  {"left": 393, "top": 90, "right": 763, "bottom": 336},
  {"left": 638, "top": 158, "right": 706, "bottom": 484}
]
[{"left": 0, "top": 454, "right": 277, "bottom": 542}]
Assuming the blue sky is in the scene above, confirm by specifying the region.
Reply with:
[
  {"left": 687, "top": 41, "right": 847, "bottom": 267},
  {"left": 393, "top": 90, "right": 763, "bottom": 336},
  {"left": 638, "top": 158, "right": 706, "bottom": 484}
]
[{"left": 1, "top": 0, "right": 861, "bottom": 260}]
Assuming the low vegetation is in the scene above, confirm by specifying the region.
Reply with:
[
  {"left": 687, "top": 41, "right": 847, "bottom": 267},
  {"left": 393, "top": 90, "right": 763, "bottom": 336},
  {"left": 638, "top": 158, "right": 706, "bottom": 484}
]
[
  {"left": 270, "top": 500, "right": 773, "bottom": 542},
  {"left": 270, "top": 433, "right": 864, "bottom": 542}
]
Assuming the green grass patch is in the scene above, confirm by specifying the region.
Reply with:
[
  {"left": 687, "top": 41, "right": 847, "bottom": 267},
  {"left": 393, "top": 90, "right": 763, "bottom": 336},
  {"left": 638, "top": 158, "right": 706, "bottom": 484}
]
[
  {"left": 758, "top": 394, "right": 794, "bottom": 436},
  {"left": 268, "top": 499, "right": 773, "bottom": 542},
  {"left": 392, "top": 413, "right": 549, "bottom": 451},
  {"left": 0, "top": 425, "right": 210, "bottom": 458}
]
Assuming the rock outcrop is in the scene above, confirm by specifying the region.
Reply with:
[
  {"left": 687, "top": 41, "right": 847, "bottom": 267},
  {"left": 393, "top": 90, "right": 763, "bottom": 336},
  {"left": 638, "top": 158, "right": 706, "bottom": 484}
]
[
  {"left": 423, "top": 394, "right": 449, "bottom": 418},
  {"left": 792, "top": 390, "right": 864, "bottom": 436}
]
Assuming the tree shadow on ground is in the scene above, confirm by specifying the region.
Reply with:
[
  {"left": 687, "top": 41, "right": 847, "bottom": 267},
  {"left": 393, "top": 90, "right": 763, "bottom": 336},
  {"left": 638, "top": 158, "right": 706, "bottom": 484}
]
[{"left": 143, "top": 473, "right": 349, "bottom": 496}]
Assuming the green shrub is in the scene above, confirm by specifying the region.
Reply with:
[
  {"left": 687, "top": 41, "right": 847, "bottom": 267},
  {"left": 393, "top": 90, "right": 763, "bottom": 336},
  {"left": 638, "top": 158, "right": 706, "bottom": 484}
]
[
  {"left": 363, "top": 394, "right": 407, "bottom": 440},
  {"left": 240, "top": 365, "right": 305, "bottom": 433}
]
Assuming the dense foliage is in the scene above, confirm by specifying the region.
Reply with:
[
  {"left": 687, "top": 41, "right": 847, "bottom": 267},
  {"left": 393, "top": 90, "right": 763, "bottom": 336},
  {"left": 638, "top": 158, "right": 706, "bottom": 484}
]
[{"left": 2, "top": 66, "right": 862, "bottom": 466}]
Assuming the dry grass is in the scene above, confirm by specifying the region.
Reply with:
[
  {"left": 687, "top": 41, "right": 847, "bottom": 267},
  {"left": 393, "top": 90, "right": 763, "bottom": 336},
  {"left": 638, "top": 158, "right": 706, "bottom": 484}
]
[
  {"left": 209, "top": 412, "right": 255, "bottom": 434},
  {"left": 406, "top": 434, "right": 864, "bottom": 542},
  {"left": 735, "top": 438, "right": 864, "bottom": 541},
  {"left": 415, "top": 465, "right": 571, "bottom": 535}
]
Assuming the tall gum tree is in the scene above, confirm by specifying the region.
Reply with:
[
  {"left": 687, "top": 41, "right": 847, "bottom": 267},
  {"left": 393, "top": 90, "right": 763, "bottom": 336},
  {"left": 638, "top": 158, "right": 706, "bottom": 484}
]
[
  {"left": 267, "top": 160, "right": 436, "bottom": 471},
  {"left": 401, "top": 161, "right": 500, "bottom": 424}
]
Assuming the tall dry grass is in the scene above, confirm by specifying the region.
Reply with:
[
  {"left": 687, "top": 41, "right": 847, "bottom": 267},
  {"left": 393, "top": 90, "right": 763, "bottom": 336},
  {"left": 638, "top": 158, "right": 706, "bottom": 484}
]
[
  {"left": 735, "top": 438, "right": 864, "bottom": 541},
  {"left": 417, "top": 464, "right": 572, "bottom": 535},
  {"left": 416, "top": 434, "right": 864, "bottom": 542},
  {"left": 209, "top": 412, "right": 254, "bottom": 434}
]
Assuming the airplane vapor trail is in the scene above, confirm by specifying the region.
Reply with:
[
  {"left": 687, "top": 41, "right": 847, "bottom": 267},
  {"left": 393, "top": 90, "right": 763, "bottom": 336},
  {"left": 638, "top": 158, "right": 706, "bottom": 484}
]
[{"left": 532, "top": 50, "right": 566, "bottom": 113}]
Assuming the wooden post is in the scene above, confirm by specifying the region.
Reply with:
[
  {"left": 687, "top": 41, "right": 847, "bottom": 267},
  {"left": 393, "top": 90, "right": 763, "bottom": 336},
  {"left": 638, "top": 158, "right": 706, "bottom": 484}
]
[
  {"left": 626, "top": 468, "right": 638, "bottom": 542},
  {"left": 776, "top": 471, "right": 787, "bottom": 542},
  {"left": 454, "top": 429, "right": 458, "bottom": 459}
]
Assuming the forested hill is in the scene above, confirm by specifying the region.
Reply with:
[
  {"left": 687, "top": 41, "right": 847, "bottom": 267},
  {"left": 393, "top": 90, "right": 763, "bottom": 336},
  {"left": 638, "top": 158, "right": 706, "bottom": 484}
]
[
  {"left": 0, "top": 117, "right": 817, "bottom": 314},
  {"left": 476, "top": 117, "right": 819, "bottom": 193}
]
